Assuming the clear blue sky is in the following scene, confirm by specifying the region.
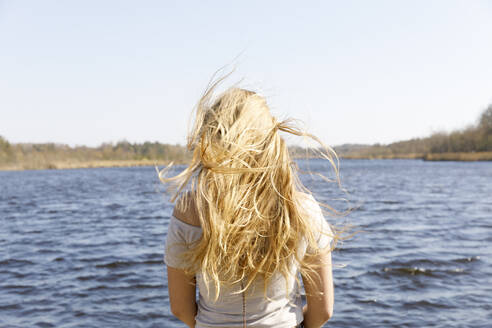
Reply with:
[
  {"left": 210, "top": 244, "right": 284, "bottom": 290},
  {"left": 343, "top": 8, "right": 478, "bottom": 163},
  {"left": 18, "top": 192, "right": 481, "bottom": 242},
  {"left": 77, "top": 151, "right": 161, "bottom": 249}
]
[{"left": 1, "top": 0, "right": 492, "bottom": 147}]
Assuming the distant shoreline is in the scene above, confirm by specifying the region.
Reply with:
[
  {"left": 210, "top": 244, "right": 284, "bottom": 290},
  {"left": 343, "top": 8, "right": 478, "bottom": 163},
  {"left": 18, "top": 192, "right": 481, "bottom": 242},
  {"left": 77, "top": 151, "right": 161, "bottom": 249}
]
[
  {"left": 2, "top": 152, "right": 491, "bottom": 171},
  {"left": 2, "top": 105, "right": 492, "bottom": 171}
]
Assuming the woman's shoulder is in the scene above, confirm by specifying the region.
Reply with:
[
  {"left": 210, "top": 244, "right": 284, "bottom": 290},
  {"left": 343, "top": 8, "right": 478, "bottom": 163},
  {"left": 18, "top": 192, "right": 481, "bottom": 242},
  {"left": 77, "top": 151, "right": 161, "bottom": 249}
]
[
  {"left": 172, "top": 191, "right": 201, "bottom": 227},
  {"left": 295, "top": 191, "right": 318, "bottom": 208},
  {"left": 295, "top": 191, "right": 326, "bottom": 224}
]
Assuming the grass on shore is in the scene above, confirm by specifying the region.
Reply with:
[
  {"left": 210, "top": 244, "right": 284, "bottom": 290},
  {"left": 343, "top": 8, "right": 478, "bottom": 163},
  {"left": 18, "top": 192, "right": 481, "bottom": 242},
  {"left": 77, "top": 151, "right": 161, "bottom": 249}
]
[
  {"left": 0, "top": 159, "right": 173, "bottom": 171},
  {"left": 422, "top": 151, "right": 492, "bottom": 161},
  {"left": 341, "top": 151, "right": 492, "bottom": 161},
  {"left": 341, "top": 153, "right": 424, "bottom": 160}
]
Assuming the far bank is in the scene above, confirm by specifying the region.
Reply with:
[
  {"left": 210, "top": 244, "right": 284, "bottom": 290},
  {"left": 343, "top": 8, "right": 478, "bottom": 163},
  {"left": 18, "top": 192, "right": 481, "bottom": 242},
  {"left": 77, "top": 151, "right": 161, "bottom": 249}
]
[{"left": 341, "top": 151, "right": 492, "bottom": 162}]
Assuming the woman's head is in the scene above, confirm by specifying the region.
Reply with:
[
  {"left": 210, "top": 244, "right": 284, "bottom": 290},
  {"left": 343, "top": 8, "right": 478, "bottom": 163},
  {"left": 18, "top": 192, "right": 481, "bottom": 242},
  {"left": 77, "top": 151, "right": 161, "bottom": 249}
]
[
  {"left": 203, "top": 88, "right": 274, "bottom": 134},
  {"left": 159, "top": 79, "right": 341, "bottom": 299},
  {"left": 188, "top": 87, "right": 283, "bottom": 174}
]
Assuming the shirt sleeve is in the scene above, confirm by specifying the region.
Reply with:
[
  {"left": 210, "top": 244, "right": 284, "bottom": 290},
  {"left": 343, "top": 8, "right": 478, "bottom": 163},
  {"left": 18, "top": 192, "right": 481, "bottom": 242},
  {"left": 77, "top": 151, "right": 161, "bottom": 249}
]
[
  {"left": 164, "top": 215, "right": 203, "bottom": 269},
  {"left": 304, "top": 195, "right": 333, "bottom": 254}
]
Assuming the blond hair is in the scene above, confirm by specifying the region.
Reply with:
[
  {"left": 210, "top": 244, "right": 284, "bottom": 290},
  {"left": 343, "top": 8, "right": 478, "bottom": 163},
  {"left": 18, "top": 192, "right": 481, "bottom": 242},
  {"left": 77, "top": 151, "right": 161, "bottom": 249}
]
[{"left": 159, "top": 79, "right": 341, "bottom": 299}]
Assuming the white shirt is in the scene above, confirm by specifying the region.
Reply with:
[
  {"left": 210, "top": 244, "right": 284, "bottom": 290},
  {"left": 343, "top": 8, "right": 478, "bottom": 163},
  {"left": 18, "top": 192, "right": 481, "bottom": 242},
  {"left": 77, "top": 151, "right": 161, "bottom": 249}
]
[{"left": 164, "top": 194, "right": 332, "bottom": 328}]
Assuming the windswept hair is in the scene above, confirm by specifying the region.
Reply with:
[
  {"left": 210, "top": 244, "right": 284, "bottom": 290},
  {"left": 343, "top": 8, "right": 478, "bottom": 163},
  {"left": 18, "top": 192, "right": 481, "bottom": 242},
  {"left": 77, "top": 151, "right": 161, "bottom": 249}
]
[{"left": 158, "top": 78, "right": 342, "bottom": 299}]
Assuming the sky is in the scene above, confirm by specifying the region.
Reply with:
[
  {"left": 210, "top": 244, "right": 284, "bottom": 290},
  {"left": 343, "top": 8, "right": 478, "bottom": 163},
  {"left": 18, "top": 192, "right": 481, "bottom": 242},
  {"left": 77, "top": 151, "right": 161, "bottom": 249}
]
[{"left": 1, "top": 0, "right": 492, "bottom": 147}]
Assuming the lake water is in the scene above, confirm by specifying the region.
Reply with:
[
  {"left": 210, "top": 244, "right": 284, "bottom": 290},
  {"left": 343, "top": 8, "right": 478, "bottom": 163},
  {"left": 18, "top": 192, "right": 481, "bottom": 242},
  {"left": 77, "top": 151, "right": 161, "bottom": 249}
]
[{"left": 1, "top": 160, "right": 491, "bottom": 327}]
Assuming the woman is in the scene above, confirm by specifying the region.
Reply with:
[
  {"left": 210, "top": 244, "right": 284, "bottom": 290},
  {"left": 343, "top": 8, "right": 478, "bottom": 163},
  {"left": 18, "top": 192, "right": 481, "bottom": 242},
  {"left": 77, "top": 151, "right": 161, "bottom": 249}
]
[{"left": 160, "top": 81, "right": 339, "bottom": 328}]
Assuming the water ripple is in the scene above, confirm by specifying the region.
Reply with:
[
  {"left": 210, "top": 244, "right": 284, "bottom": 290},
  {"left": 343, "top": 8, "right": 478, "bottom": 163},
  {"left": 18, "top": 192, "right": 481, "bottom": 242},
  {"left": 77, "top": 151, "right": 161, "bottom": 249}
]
[{"left": 1, "top": 161, "right": 491, "bottom": 328}]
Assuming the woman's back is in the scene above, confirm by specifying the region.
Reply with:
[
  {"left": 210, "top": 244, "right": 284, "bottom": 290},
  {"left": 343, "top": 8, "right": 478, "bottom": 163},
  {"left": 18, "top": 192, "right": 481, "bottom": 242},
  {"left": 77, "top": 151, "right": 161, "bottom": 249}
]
[{"left": 165, "top": 193, "right": 332, "bottom": 328}]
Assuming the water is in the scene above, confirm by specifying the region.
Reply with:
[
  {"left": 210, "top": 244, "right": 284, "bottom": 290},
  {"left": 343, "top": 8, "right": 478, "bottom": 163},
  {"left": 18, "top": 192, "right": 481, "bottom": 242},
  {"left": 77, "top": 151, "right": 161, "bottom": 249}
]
[{"left": 1, "top": 160, "right": 491, "bottom": 327}]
